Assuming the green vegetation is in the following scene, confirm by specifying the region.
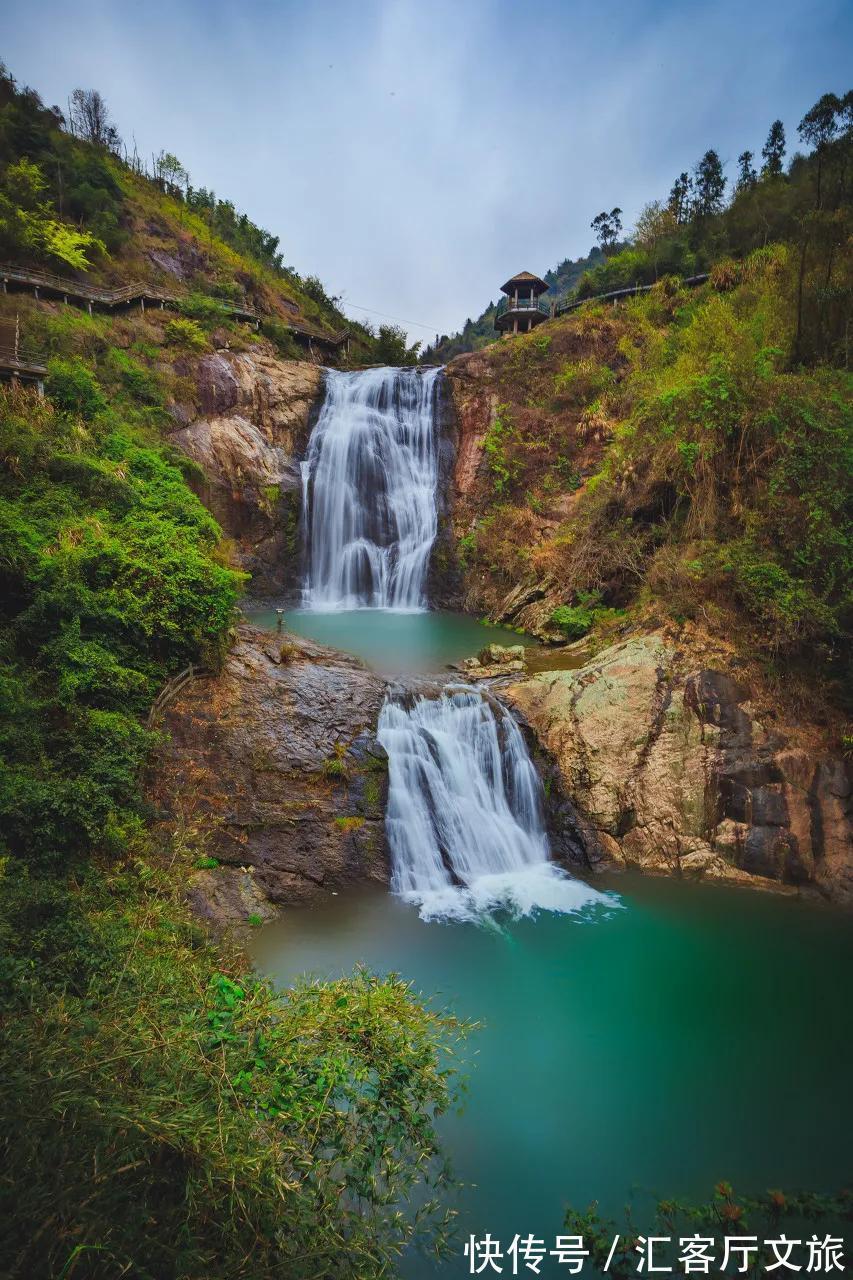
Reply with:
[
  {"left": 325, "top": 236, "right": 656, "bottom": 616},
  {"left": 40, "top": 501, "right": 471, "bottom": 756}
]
[
  {"left": 483, "top": 403, "right": 522, "bottom": 496},
  {"left": 322, "top": 742, "right": 350, "bottom": 779},
  {"left": 164, "top": 315, "right": 209, "bottom": 350},
  {"left": 372, "top": 322, "right": 422, "bottom": 366},
  {"left": 564, "top": 249, "right": 852, "bottom": 661},
  {"left": 1, "top": 854, "right": 467, "bottom": 1278},
  {"left": 0, "top": 56, "right": 472, "bottom": 1276},
  {"left": 565, "top": 1182, "right": 852, "bottom": 1276},
  {"left": 550, "top": 592, "right": 616, "bottom": 639},
  {"left": 0, "top": 381, "right": 239, "bottom": 864},
  {"left": 455, "top": 90, "right": 852, "bottom": 706},
  {"left": 334, "top": 815, "right": 367, "bottom": 832}
]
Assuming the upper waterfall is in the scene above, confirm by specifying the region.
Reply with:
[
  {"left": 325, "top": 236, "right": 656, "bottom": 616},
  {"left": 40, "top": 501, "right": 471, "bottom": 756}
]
[
  {"left": 301, "top": 365, "right": 441, "bottom": 611},
  {"left": 377, "top": 684, "right": 614, "bottom": 922}
]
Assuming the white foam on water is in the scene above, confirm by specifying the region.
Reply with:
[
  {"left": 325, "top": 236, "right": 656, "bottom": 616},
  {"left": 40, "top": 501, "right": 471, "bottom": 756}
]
[{"left": 378, "top": 685, "right": 618, "bottom": 924}]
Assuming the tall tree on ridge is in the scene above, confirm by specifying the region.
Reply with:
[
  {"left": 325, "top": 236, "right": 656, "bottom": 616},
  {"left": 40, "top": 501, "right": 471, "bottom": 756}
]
[
  {"left": 736, "top": 150, "right": 757, "bottom": 190},
  {"left": 667, "top": 172, "right": 692, "bottom": 223},
  {"left": 761, "top": 119, "right": 786, "bottom": 177},
  {"left": 590, "top": 207, "right": 623, "bottom": 254},
  {"left": 68, "top": 88, "right": 121, "bottom": 151},
  {"left": 798, "top": 92, "right": 842, "bottom": 208},
  {"left": 693, "top": 150, "right": 726, "bottom": 217}
]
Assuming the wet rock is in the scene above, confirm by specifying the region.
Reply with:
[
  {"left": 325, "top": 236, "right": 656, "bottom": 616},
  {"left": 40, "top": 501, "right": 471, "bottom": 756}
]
[
  {"left": 153, "top": 626, "right": 389, "bottom": 923},
  {"left": 455, "top": 642, "right": 528, "bottom": 680},
  {"left": 186, "top": 866, "right": 279, "bottom": 930},
  {"left": 505, "top": 633, "right": 853, "bottom": 903}
]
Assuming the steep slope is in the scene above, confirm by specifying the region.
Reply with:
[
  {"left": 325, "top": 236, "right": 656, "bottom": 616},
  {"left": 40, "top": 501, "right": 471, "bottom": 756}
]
[
  {"left": 0, "top": 63, "right": 379, "bottom": 361},
  {"left": 438, "top": 244, "right": 852, "bottom": 902}
]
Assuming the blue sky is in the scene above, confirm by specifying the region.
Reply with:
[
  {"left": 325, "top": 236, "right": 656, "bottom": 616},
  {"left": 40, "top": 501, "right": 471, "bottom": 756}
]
[{"left": 4, "top": 0, "right": 851, "bottom": 343}]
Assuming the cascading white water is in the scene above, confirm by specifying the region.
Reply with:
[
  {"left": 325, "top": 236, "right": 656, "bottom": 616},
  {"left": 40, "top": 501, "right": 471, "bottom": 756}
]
[
  {"left": 377, "top": 684, "right": 612, "bottom": 922},
  {"left": 301, "top": 365, "right": 441, "bottom": 611}
]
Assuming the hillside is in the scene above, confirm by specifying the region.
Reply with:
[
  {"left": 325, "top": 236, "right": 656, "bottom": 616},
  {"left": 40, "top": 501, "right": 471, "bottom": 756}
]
[
  {"left": 0, "top": 64, "right": 423, "bottom": 366},
  {"left": 439, "top": 118, "right": 852, "bottom": 711}
]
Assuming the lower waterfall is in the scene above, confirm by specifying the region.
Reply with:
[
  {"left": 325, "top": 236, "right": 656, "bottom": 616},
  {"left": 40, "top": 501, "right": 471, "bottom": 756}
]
[
  {"left": 377, "top": 684, "right": 611, "bottom": 922},
  {"left": 301, "top": 365, "right": 441, "bottom": 611}
]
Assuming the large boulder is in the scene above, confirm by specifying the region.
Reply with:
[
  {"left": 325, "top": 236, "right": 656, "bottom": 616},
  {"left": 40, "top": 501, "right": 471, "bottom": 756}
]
[
  {"left": 169, "top": 353, "right": 323, "bottom": 592},
  {"left": 152, "top": 626, "right": 389, "bottom": 925},
  {"left": 506, "top": 634, "right": 853, "bottom": 903}
]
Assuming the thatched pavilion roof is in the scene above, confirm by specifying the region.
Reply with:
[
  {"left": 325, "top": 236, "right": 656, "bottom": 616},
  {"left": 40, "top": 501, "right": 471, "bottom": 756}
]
[{"left": 500, "top": 270, "right": 549, "bottom": 296}]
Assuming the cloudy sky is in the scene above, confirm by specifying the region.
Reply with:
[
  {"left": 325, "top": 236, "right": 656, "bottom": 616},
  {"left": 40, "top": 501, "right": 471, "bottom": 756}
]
[{"left": 5, "top": 0, "right": 851, "bottom": 342}]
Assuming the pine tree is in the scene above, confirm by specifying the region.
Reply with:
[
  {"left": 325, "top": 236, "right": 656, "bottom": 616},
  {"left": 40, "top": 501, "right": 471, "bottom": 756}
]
[
  {"left": 736, "top": 150, "right": 757, "bottom": 190},
  {"left": 667, "top": 172, "right": 692, "bottom": 223},
  {"left": 693, "top": 150, "right": 726, "bottom": 217},
  {"left": 761, "top": 119, "right": 786, "bottom": 177}
]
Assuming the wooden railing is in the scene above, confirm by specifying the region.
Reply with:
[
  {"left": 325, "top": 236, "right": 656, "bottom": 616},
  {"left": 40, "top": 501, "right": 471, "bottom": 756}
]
[
  {"left": 147, "top": 663, "right": 211, "bottom": 727},
  {"left": 554, "top": 273, "right": 710, "bottom": 316},
  {"left": 495, "top": 294, "right": 551, "bottom": 319},
  {"left": 0, "top": 343, "right": 47, "bottom": 371},
  {"left": 0, "top": 262, "right": 349, "bottom": 348},
  {"left": 0, "top": 263, "right": 258, "bottom": 321}
]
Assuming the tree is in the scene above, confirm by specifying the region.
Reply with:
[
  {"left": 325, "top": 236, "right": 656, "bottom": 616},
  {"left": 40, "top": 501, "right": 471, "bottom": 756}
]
[
  {"left": 373, "top": 323, "right": 421, "bottom": 366},
  {"left": 632, "top": 200, "right": 679, "bottom": 277},
  {"left": 761, "top": 119, "right": 786, "bottom": 177},
  {"left": 0, "top": 157, "right": 103, "bottom": 269},
  {"left": 590, "top": 207, "right": 623, "bottom": 254},
  {"left": 798, "top": 92, "right": 842, "bottom": 207},
  {"left": 154, "top": 151, "right": 188, "bottom": 195},
  {"left": 736, "top": 150, "right": 757, "bottom": 190},
  {"left": 693, "top": 149, "right": 726, "bottom": 217},
  {"left": 68, "top": 88, "right": 120, "bottom": 151},
  {"left": 667, "top": 172, "right": 692, "bottom": 223}
]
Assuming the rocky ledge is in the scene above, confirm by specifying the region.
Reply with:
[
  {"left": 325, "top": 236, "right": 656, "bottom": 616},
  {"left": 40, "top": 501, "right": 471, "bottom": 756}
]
[
  {"left": 169, "top": 353, "right": 323, "bottom": 592},
  {"left": 506, "top": 634, "right": 853, "bottom": 905},
  {"left": 152, "top": 625, "right": 389, "bottom": 927}
]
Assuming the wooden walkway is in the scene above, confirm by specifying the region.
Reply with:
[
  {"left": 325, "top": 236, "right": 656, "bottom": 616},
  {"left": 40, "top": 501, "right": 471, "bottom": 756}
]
[
  {"left": 0, "top": 262, "right": 259, "bottom": 323},
  {"left": 0, "top": 345, "right": 47, "bottom": 390},
  {"left": 554, "top": 273, "right": 710, "bottom": 317},
  {"left": 0, "top": 263, "right": 348, "bottom": 351},
  {"left": 0, "top": 316, "right": 46, "bottom": 390}
]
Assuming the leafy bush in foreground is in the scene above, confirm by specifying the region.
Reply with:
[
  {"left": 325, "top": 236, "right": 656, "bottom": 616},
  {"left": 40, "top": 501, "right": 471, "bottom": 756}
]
[{"left": 0, "top": 857, "right": 468, "bottom": 1278}]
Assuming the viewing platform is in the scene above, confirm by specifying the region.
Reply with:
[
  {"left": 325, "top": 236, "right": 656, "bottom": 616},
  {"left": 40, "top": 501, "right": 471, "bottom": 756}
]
[
  {"left": 494, "top": 270, "right": 552, "bottom": 336},
  {"left": 495, "top": 295, "right": 551, "bottom": 321}
]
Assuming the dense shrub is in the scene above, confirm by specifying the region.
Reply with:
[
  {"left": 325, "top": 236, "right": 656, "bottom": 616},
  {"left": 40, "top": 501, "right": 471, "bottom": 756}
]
[
  {"left": 0, "top": 857, "right": 469, "bottom": 1278},
  {"left": 45, "top": 356, "right": 106, "bottom": 418},
  {"left": 0, "top": 386, "right": 241, "bottom": 865},
  {"left": 164, "top": 315, "right": 208, "bottom": 350}
]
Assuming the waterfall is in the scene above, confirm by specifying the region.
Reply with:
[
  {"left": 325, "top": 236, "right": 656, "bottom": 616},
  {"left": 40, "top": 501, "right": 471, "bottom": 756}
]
[
  {"left": 301, "top": 365, "right": 441, "bottom": 611},
  {"left": 377, "top": 684, "right": 612, "bottom": 922}
]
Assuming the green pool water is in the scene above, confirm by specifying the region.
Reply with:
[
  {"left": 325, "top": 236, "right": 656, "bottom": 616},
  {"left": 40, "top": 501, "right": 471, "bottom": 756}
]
[
  {"left": 242, "top": 604, "right": 533, "bottom": 670},
  {"left": 251, "top": 875, "right": 853, "bottom": 1277}
]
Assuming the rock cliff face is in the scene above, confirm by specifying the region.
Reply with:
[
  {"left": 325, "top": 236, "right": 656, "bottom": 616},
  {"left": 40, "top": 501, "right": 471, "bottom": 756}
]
[
  {"left": 441, "top": 341, "right": 610, "bottom": 633},
  {"left": 169, "top": 352, "right": 323, "bottom": 592},
  {"left": 153, "top": 626, "right": 389, "bottom": 925},
  {"left": 506, "top": 634, "right": 853, "bottom": 904}
]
